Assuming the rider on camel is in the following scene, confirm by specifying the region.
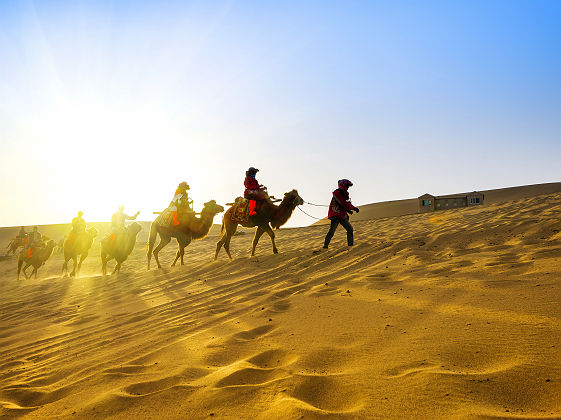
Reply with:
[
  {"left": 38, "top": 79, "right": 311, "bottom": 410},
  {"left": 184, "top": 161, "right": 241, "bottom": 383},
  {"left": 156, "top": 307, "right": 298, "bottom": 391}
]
[
  {"left": 323, "top": 179, "right": 359, "bottom": 249},
  {"left": 25, "top": 226, "right": 43, "bottom": 257},
  {"left": 111, "top": 206, "right": 140, "bottom": 243},
  {"left": 169, "top": 182, "right": 192, "bottom": 226},
  {"left": 70, "top": 211, "right": 86, "bottom": 243},
  {"left": 16, "top": 226, "right": 27, "bottom": 239},
  {"left": 244, "top": 167, "right": 273, "bottom": 216}
]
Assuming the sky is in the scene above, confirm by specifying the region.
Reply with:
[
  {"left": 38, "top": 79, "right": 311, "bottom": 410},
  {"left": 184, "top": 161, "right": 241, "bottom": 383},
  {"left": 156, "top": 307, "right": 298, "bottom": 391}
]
[{"left": 1, "top": 0, "right": 560, "bottom": 227}]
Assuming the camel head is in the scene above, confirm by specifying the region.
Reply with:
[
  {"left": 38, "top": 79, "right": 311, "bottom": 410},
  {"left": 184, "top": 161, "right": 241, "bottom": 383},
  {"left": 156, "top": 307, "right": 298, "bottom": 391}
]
[
  {"left": 87, "top": 226, "right": 98, "bottom": 238},
  {"left": 284, "top": 189, "right": 304, "bottom": 207},
  {"left": 202, "top": 200, "right": 225, "bottom": 215},
  {"left": 127, "top": 222, "right": 143, "bottom": 235}
]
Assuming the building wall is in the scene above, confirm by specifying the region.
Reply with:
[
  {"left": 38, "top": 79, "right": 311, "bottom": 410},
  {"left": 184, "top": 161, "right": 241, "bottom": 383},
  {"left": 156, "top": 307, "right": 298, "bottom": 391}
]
[
  {"left": 435, "top": 197, "right": 467, "bottom": 210},
  {"left": 418, "top": 196, "right": 435, "bottom": 213},
  {"left": 466, "top": 193, "right": 485, "bottom": 206}
]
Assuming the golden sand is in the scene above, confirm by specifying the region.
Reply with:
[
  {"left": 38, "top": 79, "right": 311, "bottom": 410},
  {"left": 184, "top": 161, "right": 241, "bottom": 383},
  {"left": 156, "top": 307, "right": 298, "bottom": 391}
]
[{"left": 1, "top": 193, "right": 561, "bottom": 418}]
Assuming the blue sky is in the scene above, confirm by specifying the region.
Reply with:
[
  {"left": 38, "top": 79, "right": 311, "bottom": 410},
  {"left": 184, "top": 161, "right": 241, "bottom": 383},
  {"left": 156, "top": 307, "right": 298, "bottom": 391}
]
[{"left": 0, "top": 0, "right": 560, "bottom": 227}]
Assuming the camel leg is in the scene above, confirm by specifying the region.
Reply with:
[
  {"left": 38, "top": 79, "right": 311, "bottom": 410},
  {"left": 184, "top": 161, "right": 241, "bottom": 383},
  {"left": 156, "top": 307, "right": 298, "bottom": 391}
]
[
  {"left": 113, "top": 262, "right": 121, "bottom": 275},
  {"left": 23, "top": 263, "right": 31, "bottom": 280},
  {"left": 70, "top": 256, "right": 77, "bottom": 277},
  {"left": 62, "top": 258, "right": 68, "bottom": 276},
  {"left": 172, "top": 249, "right": 181, "bottom": 267},
  {"left": 17, "top": 257, "right": 23, "bottom": 280},
  {"left": 251, "top": 227, "right": 266, "bottom": 257},
  {"left": 216, "top": 221, "right": 237, "bottom": 260},
  {"left": 153, "top": 236, "right": 171, "bottom": 269},
  {"left": 101, "top": 251, "right": 108, "bottom": 276},
  {"left": 33, "top": 266, "right": 38, "bottom": 279},
  {"left": 262, "top": 224, "right": 278, "bottom": 254},
  {"left": 215, "top": 235, "right": 226, "bottom": 260},
  {"left": 77, "top": 252, "right": 88, "bottom": 277}
]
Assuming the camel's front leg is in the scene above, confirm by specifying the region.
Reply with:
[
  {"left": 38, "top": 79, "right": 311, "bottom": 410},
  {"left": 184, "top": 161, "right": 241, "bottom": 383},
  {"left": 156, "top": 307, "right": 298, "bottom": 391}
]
[
  {"left": 101, "top": 251, "right": 108, "bottom": 276},
  {"left": 22, "top": 263, "right": 31, "bottom": 280},
  {"left": 77, "top": 252, "right": 88, "bottom": 277},
  {"left": 251, "top": 227, "right": 266, "bottom": 256},
  {"left": 112, "top": 262, "right": 121, "bottom": 275},
  {"left": 62, "top": 258, "right": 68, "bottom": 276},
  {"left": 262, "top": 224, "right": 278, "bottom": 254},
  {"left": 70, "top": 256, "right": 77, "bottom": 277}
]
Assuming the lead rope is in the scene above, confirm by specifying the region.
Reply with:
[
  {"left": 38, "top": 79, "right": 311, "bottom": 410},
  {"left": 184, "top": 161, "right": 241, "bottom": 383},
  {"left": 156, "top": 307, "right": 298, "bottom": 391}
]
[
  {"left": 297, "top": 205, "right": 325, "bottom": 220},
  {"left": 303, "top": 200, "right": 329, "bottom": 207}
]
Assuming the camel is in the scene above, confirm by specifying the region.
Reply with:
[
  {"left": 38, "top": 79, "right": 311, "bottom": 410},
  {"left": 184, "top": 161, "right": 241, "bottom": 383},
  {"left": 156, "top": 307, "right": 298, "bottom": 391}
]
[
  {"left": 147, "top": 200, "right": 225, "bottom": 269},
  {"left": 62, "top": 227, "right": 98, "bottom": 277},
  {"left": 215, "top": 189, "right": 304, "bottom": 260},
  {"left": 17, "top": 240, "right": 56, "bottom": 280},
  {"left": 100, "top": 223, "right": 142, "bottom": 275},
  {"left": 6, "top": 237, "right": 27, "bottom": 255}
]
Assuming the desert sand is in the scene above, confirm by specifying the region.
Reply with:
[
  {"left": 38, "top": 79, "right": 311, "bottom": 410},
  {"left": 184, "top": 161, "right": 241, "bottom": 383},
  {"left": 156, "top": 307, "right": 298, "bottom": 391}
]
[{"left": 1, "top": 192, "right": 561, "bottom": 419}]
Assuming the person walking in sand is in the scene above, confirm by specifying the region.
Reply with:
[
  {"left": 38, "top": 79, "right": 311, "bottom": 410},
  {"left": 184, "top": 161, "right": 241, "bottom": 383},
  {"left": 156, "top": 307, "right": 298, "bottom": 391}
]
[{"left": 323, "top": 179, "right": 359, "bottom": 249}]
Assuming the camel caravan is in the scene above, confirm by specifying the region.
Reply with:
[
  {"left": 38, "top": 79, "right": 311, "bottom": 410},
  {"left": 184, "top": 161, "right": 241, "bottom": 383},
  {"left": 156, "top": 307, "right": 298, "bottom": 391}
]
[{"left": 7, "top": 168, "right": 359, "bottom": 280}]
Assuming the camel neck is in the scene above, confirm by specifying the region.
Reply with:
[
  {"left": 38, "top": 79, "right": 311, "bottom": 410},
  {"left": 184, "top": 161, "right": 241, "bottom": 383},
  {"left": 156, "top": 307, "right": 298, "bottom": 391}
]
[
  {"left": 191, "top": 211, "right": 214, "bottom": 239},
  {"left": 125, "top": 232, "right": 137, "bottom": 253},
  {"left": 272, "top": 198, "right": 295, "bottom": 228}
]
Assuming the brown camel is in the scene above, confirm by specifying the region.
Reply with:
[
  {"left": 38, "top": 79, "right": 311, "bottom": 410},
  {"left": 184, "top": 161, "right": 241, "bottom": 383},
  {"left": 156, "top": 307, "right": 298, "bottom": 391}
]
[
  {"left": 62, "top": 227, "right": 98, "bottom": 277},
  {"left": 100, "top": 222, "right": 142, "bottom": 275},
  {"left": 147, "top": 200, "right": 224, "bottom": 269},
  {"left": 215, "top": 189, "right": 303, "bottom": 260},
  {"left": 17, "top": 240, "right": 56, "bottom": 280},
  {"left": 6, "top": 237, "right": 27, "bottom": 255}
]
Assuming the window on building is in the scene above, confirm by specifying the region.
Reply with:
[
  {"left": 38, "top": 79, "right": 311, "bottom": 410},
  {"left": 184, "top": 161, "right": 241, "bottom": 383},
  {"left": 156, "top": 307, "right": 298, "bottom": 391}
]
[
  {"left": 423, "top": 199, "right": 431, "bottom": 206},
  {"left": 436, "top": 203, "right": 440, "bottom": 208},
  {"left": 470, "top": 197, "right": 480, "bottom": 204}
]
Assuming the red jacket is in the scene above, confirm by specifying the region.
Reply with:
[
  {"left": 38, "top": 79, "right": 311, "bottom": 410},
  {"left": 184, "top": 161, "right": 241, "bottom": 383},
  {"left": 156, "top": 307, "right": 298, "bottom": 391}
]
[
  {"left": 244, "top": 176, "right": 263, "bottom": 197},
  {"left": 328, "top": 188, "right": 357, "bottom": 219}
]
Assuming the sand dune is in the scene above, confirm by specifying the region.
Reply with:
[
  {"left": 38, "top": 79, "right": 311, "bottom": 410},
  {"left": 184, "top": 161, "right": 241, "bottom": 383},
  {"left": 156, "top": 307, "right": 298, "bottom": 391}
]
[{"left": 1, "top": 192, "right": 561, "bottom": 418}]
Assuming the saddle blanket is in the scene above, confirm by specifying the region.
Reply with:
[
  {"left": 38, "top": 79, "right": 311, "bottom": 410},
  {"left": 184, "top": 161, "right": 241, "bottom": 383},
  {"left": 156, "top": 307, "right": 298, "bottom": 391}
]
[
  {"left": 231, "top": 198, "right": 251, "bottom": 223},
  {"left": 160, "top": 208, "right": 174, "bottom": 226}
]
